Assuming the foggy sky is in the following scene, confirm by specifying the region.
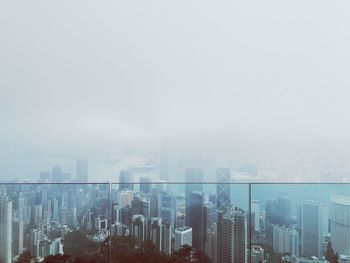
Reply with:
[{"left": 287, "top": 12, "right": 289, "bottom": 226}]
[{"left": 1, "top": 0, "right": 350, "bottom": 151}]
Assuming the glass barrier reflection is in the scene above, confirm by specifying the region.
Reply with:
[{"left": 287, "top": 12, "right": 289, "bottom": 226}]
[
  {"left": 0, "top": 182, "right": 265, "bottom": 262},
  {"left": 111, "top": 182, "right": 249, "bottom": 263},
  {"left": 250, "top": 183, "right": 350, "bottom": 263}
]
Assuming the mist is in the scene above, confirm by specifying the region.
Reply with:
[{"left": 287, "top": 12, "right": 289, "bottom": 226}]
[{"left": 1, "top": 1, "right": 350, "bottom": 181}]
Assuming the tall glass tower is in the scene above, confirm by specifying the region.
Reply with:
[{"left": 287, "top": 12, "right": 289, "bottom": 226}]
[{"left": 216, "top": 168, "right": 231, "bottom": 211}]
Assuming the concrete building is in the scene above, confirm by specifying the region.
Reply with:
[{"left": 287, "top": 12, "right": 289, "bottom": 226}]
[
  {"left": 175, "top": 226, "right": 192, "bottom": 251},
  {"left": 301, "top": 200, "right": 324, "bottom": 258},
  {"left": 217, "top": 207, "right": 247, "bottom": 263},
  {"left": 330, "top": 195, "right": 350, "bottom": 255},
  {"left": 251, "top": 245, "right": 264, "bottom": 263}
]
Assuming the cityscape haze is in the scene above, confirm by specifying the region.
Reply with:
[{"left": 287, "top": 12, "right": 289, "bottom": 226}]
[{"left": 2, "top": 1, "right": 350, "bottom": 263}]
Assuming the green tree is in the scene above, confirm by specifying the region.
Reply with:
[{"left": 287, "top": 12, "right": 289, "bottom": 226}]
[
  {"left": 173, "top": 245, "right": 212, "bottom": 263},
  {"left": 16, "top": 251, "right": 33, "bottom": 263},
  {"left": 43, "top": 254, "right": 71, "bottom": 263},
  {"left": 325, "top": 242, "right": 338, "bottom": 263},
  {"left": 63, "top": 231, "right": 98, "bottom": 259}
]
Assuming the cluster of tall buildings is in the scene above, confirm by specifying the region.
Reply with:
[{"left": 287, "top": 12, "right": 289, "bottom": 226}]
[
  {"left": 254, "top": 192, "right": 350, "bottom": 263},
  {"left": 113, "top": 167, "right": 248, "bottom": 263},
  {"left": 0, "top": 184, "right": 109, "bottom": 262},
  {"left": 6, "top": 157, "right": 350, "bottom": 263}
]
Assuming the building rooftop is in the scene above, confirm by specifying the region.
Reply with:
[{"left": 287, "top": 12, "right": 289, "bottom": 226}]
[{"left": 331, "top": 194, "right": 350, "bottom": 206}]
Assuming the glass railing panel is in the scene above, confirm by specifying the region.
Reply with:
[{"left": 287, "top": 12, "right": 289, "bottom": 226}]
[
  {"left": 111, "top": 182, "right": 249, "bottom": 263},
  {"left": 0, "top": 183, "right": 110, "bottom": 263},
  {"left": 250, "top": 183, "right": 350, "bottom": 263}
]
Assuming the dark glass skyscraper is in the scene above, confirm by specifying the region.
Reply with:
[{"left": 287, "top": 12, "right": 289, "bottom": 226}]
[
  {"left": 185, "top": 168, "right": 203, "bottom": 226},
  {"left": 188, "top": 191, "right": 204, "bottom": 252}
]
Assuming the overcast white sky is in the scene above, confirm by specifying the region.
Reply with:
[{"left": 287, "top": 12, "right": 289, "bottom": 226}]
[{"left": 1, "top": 0, "right": 350, "bottom": 152}]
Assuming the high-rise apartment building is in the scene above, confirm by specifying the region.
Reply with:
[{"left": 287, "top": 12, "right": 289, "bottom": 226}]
[
  {"left": 132, "top": 214, "right": 146, "bottom": 248},
  {"left": 251, "top": 200, "right": 260, "bottom": 232},
  {"left": 217, "top": 207, "right": 247, "bottom": 263},
  {"left": 13, "top": 219, "right": 24, "bottom": 256},
  {"left": 161, "top": 224, "right": 172, "bottom": 255},
  {"left": 273, "top": 225, "right": 299, "bottom": 257},
  {"left": 0, "top": 195, "right": 12, "bottom": 263},
  {"left": 203, "top": 202, "right": 217, "bottom": 247},
  {"left": 149, "top": 217, "right": 162, "bottom": 250},
  {"left": 205, "top": 223, "right": 218, "bottom": 263},
  {"left": 265, "top": 193, "right": 292, "bottom": 247}
]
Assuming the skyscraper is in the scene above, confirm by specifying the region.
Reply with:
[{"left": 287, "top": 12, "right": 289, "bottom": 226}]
[
  {"left": 131, "top": 215, "right": 146, "bottom": 248},
  {"left": 273, "top": 226, "right": 298, "bottom": 254},
  {"left": 175, "top": 226, "right": 192, "bottom": 251},
  {"left": 13, "top": 219, "right": 24, "bottom": 256},
  {"left": 265, "top": 193, "right": 292, "bottom": 247},
  {"left": 277, "top": 193, "right": 292, "bottom": 226},
  {"left": 188, "top": 191, "right": 204, "bottom": 252},
  {"left": 203, "top": 202, "right": 217, "bottom": 247},
  {"left": 217, "top": 207, "right": 247, "bottom": 263},
  {"left": 185, "top": 167, "right": 203, "bottom": 226},
  {"left": 119, "top": 170, "right": 134, "bottom": 191},
  {"left": 161, "top": 224, "right": 172, "bottom": 255},
  {"left": 301, "top": 200, "right": 324, "bottom": 258},
  {"left": 131, "top": 197, "right": 150, "bottom": 218},
  {"left": 0, "top": 195, "right": 12, "bottom": 263},
  {"left": 251, "top": 200, "right": 260, "bottom": 232},
  {"left": 150, "top": 188, "right": 160, "bottom": 218},
  {"left": 149, "top": 217, "right": 162, "bottom": 251},
  {"left": 139, "top": 176, "right": 152, "bottom": 194},
  {"left": 160, "top": 207, "right": 175, "bottom": 230},
  {"left": 330, "top": 195, "right": 350, "bottom": 255},
  {"left": 216, "top": 167, "right": 231, "bottom": 211},
  {"left": 205, "top": 223, "right": 218, "bottom": 263},
  {"left": 251, "top": 246, "right": 264, "bottom": 263},
  {"left": 76, "top": 158, "right": 88, "bottom": 183}
]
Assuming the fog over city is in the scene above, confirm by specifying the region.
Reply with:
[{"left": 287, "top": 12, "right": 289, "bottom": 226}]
[{"left": 1, "top": 1, "right": 350, "bottom": 181}]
